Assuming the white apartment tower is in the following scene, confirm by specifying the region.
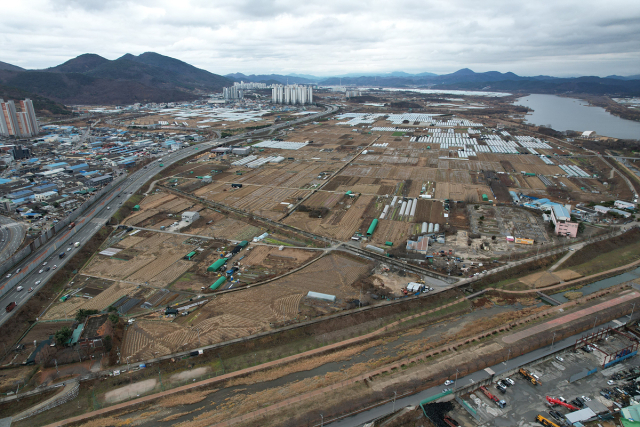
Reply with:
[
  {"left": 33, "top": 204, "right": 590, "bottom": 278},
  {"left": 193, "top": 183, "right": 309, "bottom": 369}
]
[
  {"left": 223, "top": 86, "right": 243, "bottom": 100},
  {"left": 272, "top": 84, "right": 313, "bottom": 105},
  {"left": 0, "top": 98, "right": 39, "bottom": 137}
]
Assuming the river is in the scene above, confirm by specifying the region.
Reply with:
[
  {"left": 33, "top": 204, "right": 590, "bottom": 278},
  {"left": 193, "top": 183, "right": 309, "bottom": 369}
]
[{"left": 515, "top": 94, "right": 640, "bottom": 140}]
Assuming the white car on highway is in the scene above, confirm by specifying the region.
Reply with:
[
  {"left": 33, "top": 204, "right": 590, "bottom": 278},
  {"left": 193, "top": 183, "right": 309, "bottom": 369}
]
[
  {"left": 16, "top": 286, "right": 23, "bottom": 292},
  {"left": 34, "top": 280, "right": 41, "bottom": 285},
  {"left": 39, "top": 269, "right": 44, "bottom": 274}
]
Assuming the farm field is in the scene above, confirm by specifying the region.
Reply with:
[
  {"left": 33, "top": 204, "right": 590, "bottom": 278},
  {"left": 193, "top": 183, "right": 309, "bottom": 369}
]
[
  {"left": 121, "top": 252, "right": 372, "bottom": 360},
  {"left": 83, "top": 231, "right": 211, "bottom": 289},
  {"left": 282, "top": 194, "right": 373, "bottom": 240}
]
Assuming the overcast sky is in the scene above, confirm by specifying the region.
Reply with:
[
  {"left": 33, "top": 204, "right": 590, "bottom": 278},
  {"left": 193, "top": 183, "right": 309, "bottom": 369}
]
[{"left": 2, "top": 0, "right": 639, "bottom": 77}]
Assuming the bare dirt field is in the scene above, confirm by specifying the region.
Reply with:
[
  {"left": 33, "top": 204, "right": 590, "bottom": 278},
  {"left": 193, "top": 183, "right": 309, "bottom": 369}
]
[
  {"left": 83, "top": 234, "right": 197, "bottom": 288},
  {"left": 18, "top": 321, "right": 74, "bottom": 345},
  {"left": 283, "top": 194, "right": 373, "bottom": 240},
  {"left": 121, "top": 252, "right": 372, "bottom": 360},
  {"left": 104, "top": 379, "right": 157, "bottom": 404}
]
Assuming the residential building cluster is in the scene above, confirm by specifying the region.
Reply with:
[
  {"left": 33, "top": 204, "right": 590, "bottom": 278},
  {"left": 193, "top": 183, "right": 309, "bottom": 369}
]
[
  {"left": 233, "top": 81, "right": 267, "bottom": 89},
  {"left": 0, "top": 98, "right": 39, "bottom": 138},
  {"left": 272, "top": 84, "right": 314, "bottom": 105},
  {"left": 223, "top": 86, "right": 244, "bottom": 100},
  {"left": 0, "top": 122, "right": 197, "bottom": 237}
]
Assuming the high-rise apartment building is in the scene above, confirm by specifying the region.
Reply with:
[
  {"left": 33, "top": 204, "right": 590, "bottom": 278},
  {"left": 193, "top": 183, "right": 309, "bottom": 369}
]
[
  {"left": 234, "top": 81, "right": 267, "bottom": 89},
  {"left": 223, "top": 86, "right": 243, "bottom": 100},
  {"left": 271, "top": 84, "right": 313, "bottom": 105},
  {"left": 0, "top": 98, "right": 39, "bottom": 137}
]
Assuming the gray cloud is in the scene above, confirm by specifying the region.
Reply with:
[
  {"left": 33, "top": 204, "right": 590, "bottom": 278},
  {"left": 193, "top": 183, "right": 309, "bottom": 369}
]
[{"left": 1, "top": 0, "right": 638, "bottom": 77}]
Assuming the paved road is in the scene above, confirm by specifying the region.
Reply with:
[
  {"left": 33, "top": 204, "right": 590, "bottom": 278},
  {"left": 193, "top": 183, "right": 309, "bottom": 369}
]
[
  {"left": 0, "top": 215, "right": 25, "bottom": 262},
  {"left": 0, "top": 104, "right": 337, "bottom": 327}
]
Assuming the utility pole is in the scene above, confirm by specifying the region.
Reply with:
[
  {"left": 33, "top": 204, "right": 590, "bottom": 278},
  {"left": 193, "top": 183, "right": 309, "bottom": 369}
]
[
  {"left": 551, "top": 332, "right": 556, "bottom": 349},
  {"left": 454, "top": 368, "right": 459, "bottom": 389},
  {"left": 504, "top": 348, "right": 511, "bottom": 365},
  {"left": 393, "top": 391, "right": 397, "bottom": 412},
  {"left": 320, "top": 414, "right": 324, "bottom": 427},
  {"left": 593, "top": 316, "right": 598, "bottom": 330},
  {"left": 629, "top": 303, "right": 636, "bottom": 320},
  {"left": 54, "top": 359, "right": 59, "bottom": 374}
]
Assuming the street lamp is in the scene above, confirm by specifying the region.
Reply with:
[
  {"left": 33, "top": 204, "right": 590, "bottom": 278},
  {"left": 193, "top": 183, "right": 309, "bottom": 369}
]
[
  {"left": 320, "top": 414, "right": 323, "bottom": 427},
  {"left": 504, "top": 348, "right": 511, "bottom": 365},
  {"left": 454, "top": 368, "right": 459, "bottom": 390},
  {"left": 393, "top": 391, "right": 397, "bottom": 412},
  {"left": 551, "top": 332, "right": 556, "bottom": 349}
]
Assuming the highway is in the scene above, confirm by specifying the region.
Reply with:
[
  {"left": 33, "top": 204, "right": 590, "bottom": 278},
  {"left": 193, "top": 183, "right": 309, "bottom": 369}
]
[
  {"left": 0, "top": 215, "right": 26, "bottom": 263},
  {"left": 0, "top": 104, "right": 337, "bottom": 327}
]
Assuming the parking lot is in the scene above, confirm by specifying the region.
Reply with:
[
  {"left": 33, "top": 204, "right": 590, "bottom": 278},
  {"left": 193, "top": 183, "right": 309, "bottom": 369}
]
[{"left": 451, "top": 342, "right": 638, "bottom": 426}]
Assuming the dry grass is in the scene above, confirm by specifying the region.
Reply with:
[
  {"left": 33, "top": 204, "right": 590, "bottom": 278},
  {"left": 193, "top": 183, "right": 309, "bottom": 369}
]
[
  {"left": 564, "top": 291, "right": 584, "bottom": 300},
  {"left": 226, "top": 339, "right": 383, "bottom": 387},
  {"left": 157, "top": 389, "right": 218, "bottom": 408}
]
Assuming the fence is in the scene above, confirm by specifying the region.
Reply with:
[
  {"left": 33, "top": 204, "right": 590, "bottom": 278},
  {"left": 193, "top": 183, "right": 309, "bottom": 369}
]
[{"left": 0, "top": 175, "right": 125, "bottom": 299}]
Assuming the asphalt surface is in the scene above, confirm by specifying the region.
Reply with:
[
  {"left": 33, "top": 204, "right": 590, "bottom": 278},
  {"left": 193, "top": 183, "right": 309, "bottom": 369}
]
[
  {"left": 0, "top": 104, "right": 337, "bottom": 327},
  {"left": 0, "top": 215, "right": 25, "bottom": 262}
]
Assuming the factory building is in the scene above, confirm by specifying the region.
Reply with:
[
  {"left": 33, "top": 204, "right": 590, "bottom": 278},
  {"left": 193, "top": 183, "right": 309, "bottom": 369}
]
[
  {"left": 272, "top": 84, "right": 313, "bottom": 105},
  {"left": 550, "top": 205, "right": 579, "bottom": 238}
]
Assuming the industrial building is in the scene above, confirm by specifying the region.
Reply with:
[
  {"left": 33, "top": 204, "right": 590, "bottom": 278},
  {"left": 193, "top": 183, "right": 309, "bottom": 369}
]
[
  {"left": 272, "top": 84, "right": 313, "bottom": 105},
  {"left": 550, "top": 204, "right": 579, "bottom": 238},
  {"left": 614, "top": 200, "right": 636, "bottom": 210}
]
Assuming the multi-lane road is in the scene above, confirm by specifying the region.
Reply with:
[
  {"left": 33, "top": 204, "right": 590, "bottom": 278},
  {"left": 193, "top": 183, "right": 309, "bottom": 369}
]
[
  {"left": 0, "top": 215, "right": 26, "bottom": 263},
  {"left": 0, "top": 104, "right": 337, "bottom": 327}
]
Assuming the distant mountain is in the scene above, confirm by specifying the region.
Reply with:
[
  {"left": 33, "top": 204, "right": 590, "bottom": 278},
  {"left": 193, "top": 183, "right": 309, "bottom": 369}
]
[
  {"left": 606, "top": 74, "right": 640, "bottom": 81},
  {"left": 436, "top": 76, "right": 640, "bottom": 97},
  {"left": 314, "top": 69, "right": 640, "bottom": 96},
  {"left": 0, "top": 60, "right": 24, "bottom": 72},
  {"left": 47, "top": 53, "right": 109, "bottom": 73},
  {"left": 0, "top": 52, "right": 232, "bottom": 105},
  {"left": 225, "top": 73, "right": 316, "bottom": 84}
]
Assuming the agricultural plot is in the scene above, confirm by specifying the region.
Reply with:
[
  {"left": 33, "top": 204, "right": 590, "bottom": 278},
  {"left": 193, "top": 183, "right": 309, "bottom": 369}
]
[
  {"left": 122, "top": 252, "right": 372, "bottom": 360},
  {"left": 18, "top": 321, "right": 74, "bottom": 345},
  {"left": 43, "top": 283, "right": 138, "bottom": 320},
  {"left": 414, "top": 200, "right": 445, "bottom": 223},
  {"left": 193, "top": 217, "right": 264, "bottom": 241},
  {"left": 84, "top": 233, "right": 202, "bottom": 288},
  {"left": 366, "top": 219, "right": 412, "bottom": 246},
  {"left": 240, "top": 246, "right": 322, "bottom": 283},
  {"left": 283, "top": 194, "right": 373, "bottom": 240}
]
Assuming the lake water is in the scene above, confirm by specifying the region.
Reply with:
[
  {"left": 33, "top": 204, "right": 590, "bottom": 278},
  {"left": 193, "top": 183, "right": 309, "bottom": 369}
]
[{"left": 515, "top": 94, "right": 640, "bottom": 140}]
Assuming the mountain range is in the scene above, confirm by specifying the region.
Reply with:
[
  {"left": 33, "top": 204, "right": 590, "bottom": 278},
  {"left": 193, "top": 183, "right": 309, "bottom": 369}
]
[
  {"left": 1, "top": 53, "right": 639, "bottom": 111},
  {"left": 0, "top": 52, "right": 232, "bottom": 106}
]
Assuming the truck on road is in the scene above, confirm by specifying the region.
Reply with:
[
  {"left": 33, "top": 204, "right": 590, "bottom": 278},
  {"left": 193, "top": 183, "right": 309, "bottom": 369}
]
[
  {"left": 74, "top": 242, "right": 80, "bottom": 248},
  {"left": 5, "top": 302, "right": 17, "bottom": 312},
  {"left": 68, "top": 222, "right": 75, "bottom": 229}
]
